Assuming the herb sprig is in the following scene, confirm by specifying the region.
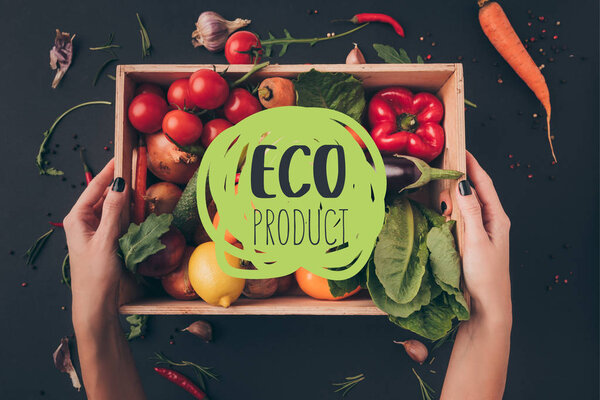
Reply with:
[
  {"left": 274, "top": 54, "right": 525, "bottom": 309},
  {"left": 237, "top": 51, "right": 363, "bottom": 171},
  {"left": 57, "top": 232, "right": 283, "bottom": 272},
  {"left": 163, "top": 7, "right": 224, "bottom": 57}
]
[
  {"left": 412, "top": 368, "right": 435, "bottom": 400},
  {"left": 136, "top": 13, "right": 152, "bottom": 58},
  {"left": 332, "top": 373, "right": 365, "bottom": 397},
  {"left": 24, "top": 229, "right": 54, "bottom": 265},
  {"left": 152, "top": 352, "right": 218, "bottom": 391}
]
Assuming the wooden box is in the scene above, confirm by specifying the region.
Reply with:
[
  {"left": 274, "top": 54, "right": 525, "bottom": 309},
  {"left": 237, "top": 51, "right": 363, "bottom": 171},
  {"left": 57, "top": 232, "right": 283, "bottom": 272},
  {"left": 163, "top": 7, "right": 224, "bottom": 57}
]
[{"left": 115, "top": 64, "right": 466, "bottom": 315}]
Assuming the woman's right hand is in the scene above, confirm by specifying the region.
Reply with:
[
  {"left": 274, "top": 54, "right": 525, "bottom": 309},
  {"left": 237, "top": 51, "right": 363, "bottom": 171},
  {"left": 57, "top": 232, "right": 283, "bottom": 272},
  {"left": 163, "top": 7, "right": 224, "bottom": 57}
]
[{"left": 454, "top": 151, "right": 512, "bottom": 325}]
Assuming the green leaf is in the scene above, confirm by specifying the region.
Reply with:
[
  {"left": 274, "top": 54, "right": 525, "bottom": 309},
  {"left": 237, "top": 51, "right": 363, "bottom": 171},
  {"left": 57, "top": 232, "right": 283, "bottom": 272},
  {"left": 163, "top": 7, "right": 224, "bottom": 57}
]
[
  {"left": 126, "top": 314, "right": 148, "bottom": 340},
  {"left": 294, "top": 69, "right": 366, "bottom": 122},
  {"left": 373, "top": 43, "right": 411, "bottom": 63},
  {"left": 118, "top": 213, "right": 173, "bottom": 273},
  {"left": 367, "top": 258, "right": 432, "bottom": 318},
  {"left": 416, "top": 55, "right": 425, "bottom": 64},
  {"left": 374, "top": 197, "right": 428, "bottom": 303},
  {"left": 328, "top": 264, "right": 365, "bottom": 298},
  {"left": 410, "top": 200, "right": 447, "bottom": 229},
  {"left": 389, "top": 295, "right": 455, "bottom": 341},
  {"left": 427, "top": 222, "right": 461, "bottom": 289}
]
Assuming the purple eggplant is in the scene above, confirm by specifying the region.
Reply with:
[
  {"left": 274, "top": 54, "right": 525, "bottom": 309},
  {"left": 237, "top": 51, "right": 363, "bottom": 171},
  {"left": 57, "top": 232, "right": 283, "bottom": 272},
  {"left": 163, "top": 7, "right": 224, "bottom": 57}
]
[{"left": 381, "top": 154, "right": 463, "bottom": 193}]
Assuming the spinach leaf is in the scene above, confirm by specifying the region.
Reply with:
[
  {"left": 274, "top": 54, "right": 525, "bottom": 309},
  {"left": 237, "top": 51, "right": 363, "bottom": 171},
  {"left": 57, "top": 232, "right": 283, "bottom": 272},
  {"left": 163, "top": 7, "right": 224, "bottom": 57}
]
[
  {"left": 427, "top": 222, "right": 461, "bottom": 289},
  {"left": 294, "top": 69, "right": 366, "bottom": 122},
  {"left": 389, "top": 295, "right": 455, "bottom": 341},
  {"left": 119, "top": 213, "right": 173, "bottom": 273},
  {"left": 410, "top": 200, "right": 447, "bottom": 229},
  {"left": 367, "top": 258, "right": 432, "bottom": 318}
]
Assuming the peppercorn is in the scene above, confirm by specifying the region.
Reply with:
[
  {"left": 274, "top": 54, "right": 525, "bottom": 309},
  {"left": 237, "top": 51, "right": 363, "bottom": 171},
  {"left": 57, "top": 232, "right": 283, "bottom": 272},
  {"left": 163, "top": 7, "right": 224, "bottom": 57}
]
[
  {"left": 425, "top": 54, "right": 432, "bottom": 60},
  {"left": 21, "top": 282, "right": 28, "bottom": 287}
]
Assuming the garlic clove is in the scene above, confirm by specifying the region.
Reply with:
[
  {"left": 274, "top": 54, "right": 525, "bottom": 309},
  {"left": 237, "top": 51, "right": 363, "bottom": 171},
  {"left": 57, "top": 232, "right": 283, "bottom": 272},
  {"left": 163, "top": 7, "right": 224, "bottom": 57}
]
[
  {"left": 182, "top": 320, "right": 213, "bottom": 342},
  {"left": 346, "top": 43, "right": 366, "bottom": 64},
  {"left": 394, "top": 339, "right": 429, "bottom": 364},
  {"left": 192, "top": 11, "right": 251, "bottom": 52}
]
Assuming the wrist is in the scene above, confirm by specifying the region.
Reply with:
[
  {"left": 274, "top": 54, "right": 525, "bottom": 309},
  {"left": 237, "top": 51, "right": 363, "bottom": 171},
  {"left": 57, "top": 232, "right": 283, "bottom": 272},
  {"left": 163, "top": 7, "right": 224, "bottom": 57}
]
[{"left": 466, "top": 296, "right": 512, "bottom": 335}]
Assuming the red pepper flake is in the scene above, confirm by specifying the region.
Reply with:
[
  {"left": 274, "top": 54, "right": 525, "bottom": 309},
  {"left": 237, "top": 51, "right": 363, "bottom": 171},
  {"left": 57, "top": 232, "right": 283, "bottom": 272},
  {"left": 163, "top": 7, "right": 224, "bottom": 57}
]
[
  {"left": 21, "top": 282, "right": 28, "bottom": 287},
  {"left": 425, "top": 54, "right": 432, "bottom": 60},
  {"left": 529, "top": 37, "right": 536, "bottom": 42},
  {"left": 509, "top": 164, "right": 515, "bottom": 169},
  {"left": 542, "top": 29, "right": 547, "bottom": 33},
  {"left": 527, "top": 174, "right": 533, "bottom": 179},
  {"left": 553, "top": 35, "right": 558, "bottom": 40},
  {"left": 538, "top": 16, "right": 545, "bottom": 21}
]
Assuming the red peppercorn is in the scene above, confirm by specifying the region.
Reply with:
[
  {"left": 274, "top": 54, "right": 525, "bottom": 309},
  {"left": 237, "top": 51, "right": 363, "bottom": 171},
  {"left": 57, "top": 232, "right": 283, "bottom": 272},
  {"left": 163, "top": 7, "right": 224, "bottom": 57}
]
[
  {"left": 553, "top": 35, "right": 558, "bottom": 40},
  {"left": 21, "top": 282, "right": 28, "bottom": 287},
  {"left": 425, "top": 54, "right": 432, "bottom": 60},
  {"left": 527, "top": 174, "right": 533, "bottom": 179},
  {"left": 527, "top": 22, "right": 532, "bottom": 27},
  {"left": 554, "top": 275, "right": 559, "bottom": 280},
  {"left": 529, "top": 37, "right": 536, "bottom": 42},
  {"left": 542, "top": 29, "right": 547, "bottom": 33},
  {"left": 538, "top": 16, "right": 545, "bottom": 21}
]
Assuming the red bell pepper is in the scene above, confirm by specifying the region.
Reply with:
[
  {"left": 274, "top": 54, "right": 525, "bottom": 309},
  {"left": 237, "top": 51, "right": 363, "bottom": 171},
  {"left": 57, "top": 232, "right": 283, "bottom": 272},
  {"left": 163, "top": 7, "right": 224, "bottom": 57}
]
[{"left": 368, "top": 87, "right": 445, "bottom": 162}]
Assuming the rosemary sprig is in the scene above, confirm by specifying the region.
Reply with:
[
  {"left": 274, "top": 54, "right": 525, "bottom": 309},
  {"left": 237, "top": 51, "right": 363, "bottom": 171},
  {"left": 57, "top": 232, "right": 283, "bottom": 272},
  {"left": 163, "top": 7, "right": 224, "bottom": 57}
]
[
  {"left": 93, "top": 58, "right": 118, "bottom": 86},
  {"left": 136, "top": 13, "right": 152, "bottom": 58},
  {"left": 332, "top": 373, "right": 365, "bottom": 397},
  {"left": 89, "top": 33, "right": 121, "bottom": 51},
  {"left": 152, "top": 352, "right": 217, "bottom": 391},
  {"left": 24, "top": 229, "right": 54, "bottom": 265},
  {"left": 412, "top": 368, "right": 435, "bottom": 400},
  {"left": 464, "top": 99, "right": 478, "bottom": 108},
  {"left": 260, "top": 23, "right": 369, "bottom": 57},
  {"left": 36, "top": 101, "right": 112, "bottom": 175},
  {"left": 431, "top": 324, "right": 460, "bottom": 353},
  {"left": 61, "top": 253, "right": 71, "bottom": 288},
  {"left": 106, "top": 74, "right": 116, "bottom": 81}
]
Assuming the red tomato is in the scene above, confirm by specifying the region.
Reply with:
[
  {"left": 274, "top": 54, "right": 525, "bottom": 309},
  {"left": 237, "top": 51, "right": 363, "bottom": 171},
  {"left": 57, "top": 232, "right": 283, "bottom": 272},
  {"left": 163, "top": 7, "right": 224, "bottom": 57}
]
[
  {"left": 201, "top": 118, "right": 233, "bottom": 148},
  {"left": 128, "top": 93, "right": 168, "bottom": 134},
  {"left": 225, "top": 31, "right": 263, "bottom": 64},
  {"left": 162, "top": 110, "right": 203, "bottom": 146},
  {"left": 223, "top": 88, "right": 262, "bottom": 124},
  {"left": 135, "top": 83, "right": 165, "bottom": 98},
  {"left": 167, "top": 78, "right": 195, "bottom": 110},
  {"left": 188, "top": 69, "right": 230, "bottom": 110}
]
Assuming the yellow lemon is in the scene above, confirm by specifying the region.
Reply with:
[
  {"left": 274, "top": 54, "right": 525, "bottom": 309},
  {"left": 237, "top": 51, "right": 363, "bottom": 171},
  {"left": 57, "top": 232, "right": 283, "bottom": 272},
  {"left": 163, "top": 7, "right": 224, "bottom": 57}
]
[{"left": 188, "top": 242, "right": 245, "bottom": 308}]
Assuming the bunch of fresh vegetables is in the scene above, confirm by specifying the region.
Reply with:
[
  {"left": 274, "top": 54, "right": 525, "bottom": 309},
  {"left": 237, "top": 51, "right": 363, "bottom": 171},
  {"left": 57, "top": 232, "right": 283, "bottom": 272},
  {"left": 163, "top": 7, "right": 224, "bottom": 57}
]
[{"left": 118, "top": 59, "right": 467, "bottom": 340}]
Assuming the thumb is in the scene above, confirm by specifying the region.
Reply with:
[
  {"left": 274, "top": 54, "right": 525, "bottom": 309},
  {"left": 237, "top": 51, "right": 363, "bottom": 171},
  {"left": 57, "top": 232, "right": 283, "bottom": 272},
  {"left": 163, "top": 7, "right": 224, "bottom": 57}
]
[
  {"left": 455, "top": 180, "right": 488, "bottom": 243},
  {"left": 97, "top": 177, "right": 128, "bottom": 239}
]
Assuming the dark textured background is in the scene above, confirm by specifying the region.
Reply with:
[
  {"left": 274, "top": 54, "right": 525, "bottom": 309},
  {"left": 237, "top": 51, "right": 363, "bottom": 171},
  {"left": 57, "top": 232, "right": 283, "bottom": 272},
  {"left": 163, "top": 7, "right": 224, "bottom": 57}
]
[{"left": 0, "top": 0, "right": 597, "bottom": 399}]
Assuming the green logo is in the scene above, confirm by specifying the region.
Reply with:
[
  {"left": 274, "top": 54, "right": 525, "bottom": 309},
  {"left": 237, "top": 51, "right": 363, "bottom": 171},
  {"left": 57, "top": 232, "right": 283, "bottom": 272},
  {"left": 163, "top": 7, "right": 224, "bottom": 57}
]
[{"left": 197, "top": 106, "right": 386, "bottom": 280}]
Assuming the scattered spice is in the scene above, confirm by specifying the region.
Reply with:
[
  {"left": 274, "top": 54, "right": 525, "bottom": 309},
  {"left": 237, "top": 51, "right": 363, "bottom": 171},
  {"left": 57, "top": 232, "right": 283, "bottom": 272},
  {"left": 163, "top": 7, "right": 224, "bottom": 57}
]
[
  {"left": 182, "top": 320, "right": 213, "bottom": 342},
  {"left": 24, "top": 228, "right": 54, "bottom": 265},
  {"left": 332, "top": 373, "right": 365, "bottom": 397},
  {"left": 36, "top": 101, "right": 112, "bottom": 176},
  {"left": 412, "top": 368, "right": 435, "bottom": 400},
  {"left": 152, "top": 352, "right": 217, "bottom": 392},
  {"left": 49, "top": 29, "right": 75, "bottom": 89},
  {"left": 136, "top": 13, "right": 152, "bottom": 58},
  {"left": 53, "top": 337, "right": 82, "bottom": 391},
  {"left": 191, "top": 11, "right": 251, "bottom": 52},
  {"left": 21, "top": 282, "right": 28, "bottom": 287},
  {"left": 49, "top": 221, "right": 64, "bottom": 228}
]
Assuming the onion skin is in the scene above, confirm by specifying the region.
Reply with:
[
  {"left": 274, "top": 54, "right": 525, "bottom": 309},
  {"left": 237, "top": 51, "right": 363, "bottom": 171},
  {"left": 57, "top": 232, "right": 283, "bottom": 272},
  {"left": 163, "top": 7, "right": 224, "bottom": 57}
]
[
  {"left": 137, "top": 227, "right": 186, "bottom": 277},
  {"left": 161, "top": 247, "right": 199, "bottom": 300},
  {"left": 146, "top": 132, "right": 199, "bottom": 184},
  {"left": 145, "top": 182, "right": 183, "bottom": 216}
]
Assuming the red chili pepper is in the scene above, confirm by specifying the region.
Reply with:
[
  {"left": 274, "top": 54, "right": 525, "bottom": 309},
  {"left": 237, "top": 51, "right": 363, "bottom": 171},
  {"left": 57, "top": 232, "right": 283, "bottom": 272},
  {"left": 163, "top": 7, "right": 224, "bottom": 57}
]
[
  {"left": 368, "top": 87, "right": 445, "bottom": 162},
  {"left": 153, "top": 367, "right": 209, "bottom": 400},
  {"left": 133, "top": 137, "right": 147, "bottom": 224},
  {"left": 350, "top": 13, "right": 405, "bottom": 37},
  {"left": 79, "top": 149, "right": 93, "bottom": 185},
  {"left": 49, "top": 222, "right": 64, "bottom": 228}
]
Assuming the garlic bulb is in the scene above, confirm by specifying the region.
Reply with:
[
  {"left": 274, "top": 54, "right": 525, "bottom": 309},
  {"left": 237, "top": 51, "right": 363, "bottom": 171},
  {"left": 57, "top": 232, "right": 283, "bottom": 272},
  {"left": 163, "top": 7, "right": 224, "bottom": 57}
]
[
  {"left": 346, "top": 43, "right": 366, "bottom": 64},
  {"left": 191, "top": 11, "right": 251, "bottom": 52}
]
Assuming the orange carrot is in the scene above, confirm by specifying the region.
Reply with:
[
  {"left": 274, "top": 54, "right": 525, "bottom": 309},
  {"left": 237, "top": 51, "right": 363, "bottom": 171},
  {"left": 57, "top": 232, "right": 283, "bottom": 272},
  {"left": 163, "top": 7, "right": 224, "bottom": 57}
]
[
  {"left": 133, "top": 137, "right": 147, "bottom": 224},
  {"left": 478, "top": 0, "right": 555, "bottom": 162}
]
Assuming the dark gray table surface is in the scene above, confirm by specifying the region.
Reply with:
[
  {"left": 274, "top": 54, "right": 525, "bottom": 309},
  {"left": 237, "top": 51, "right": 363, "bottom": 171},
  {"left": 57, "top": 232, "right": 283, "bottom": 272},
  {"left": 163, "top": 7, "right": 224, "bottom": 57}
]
[{"left": 0, "top": 0, "right": 597, "bottom": 399}]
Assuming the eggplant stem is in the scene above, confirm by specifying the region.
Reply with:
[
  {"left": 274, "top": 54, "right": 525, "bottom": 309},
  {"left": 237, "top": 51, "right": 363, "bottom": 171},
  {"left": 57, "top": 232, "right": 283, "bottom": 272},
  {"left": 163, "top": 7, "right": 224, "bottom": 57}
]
[{"left": 429, "top": 167, "right": 463, "bottom": 181}]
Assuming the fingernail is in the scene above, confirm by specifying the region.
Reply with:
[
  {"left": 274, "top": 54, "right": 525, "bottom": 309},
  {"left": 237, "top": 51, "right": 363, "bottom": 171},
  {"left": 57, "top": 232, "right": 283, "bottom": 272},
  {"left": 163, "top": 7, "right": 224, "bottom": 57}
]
[
  {"left": 458, "top": 180, "right": 472, "bottom": 196},
  {"left": 111, "top": 177, "right": 125, "bottom": 192},
  {"left": 440, "top": 201, "right": 447, "bottom": 213}
]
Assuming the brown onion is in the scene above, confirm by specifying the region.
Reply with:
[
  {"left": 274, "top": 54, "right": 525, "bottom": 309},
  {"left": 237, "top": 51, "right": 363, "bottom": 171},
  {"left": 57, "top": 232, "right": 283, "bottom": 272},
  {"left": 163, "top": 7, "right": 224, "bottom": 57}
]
[
  {"left": 137, "top": 227, "right": 186, "bottom": 277},
  {"left": 394, "top": 339, "right": 429, "bottom": 364},
  {"left": 145, "top": 182, "right": 183, "bottom": 216},
  {"left": 146, "top": 132, "right": 199, "bottom": 184},
  {"left": 161, "top": 247, "right": 198, "bottom": 300}
]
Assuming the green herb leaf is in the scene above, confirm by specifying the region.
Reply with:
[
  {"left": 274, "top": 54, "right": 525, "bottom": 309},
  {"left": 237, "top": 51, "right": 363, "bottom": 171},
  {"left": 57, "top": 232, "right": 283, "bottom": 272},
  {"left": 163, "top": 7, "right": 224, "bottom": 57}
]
[
  {"left": 294, "top": 69, "right": 366, "bottom": 122},
  {"left": 410, "top": 200, "right": 447, "bottom": 229},
  {"left": 373, "top": 43, "right": 411, "bottom": 63},
  {"left": 389, "top": 295, "right": 455, "bottom": 341},
  {"left": 24, "top": 228, "right": 54, "bottom": 265},
  {"left": 118, "top": 213, "right": 173, "bottom": 273},
  {"left": 416, "top": 55, "right": 425, "bottom": 64},
  {"left": 374, "top": 197, "right": 428, "bottom": 303},
  {"left": 126, "top": 314, "right": 148, "bottom": 340},
  {"left": 427, "top": 222, "right": 461, "bottom": 289}
]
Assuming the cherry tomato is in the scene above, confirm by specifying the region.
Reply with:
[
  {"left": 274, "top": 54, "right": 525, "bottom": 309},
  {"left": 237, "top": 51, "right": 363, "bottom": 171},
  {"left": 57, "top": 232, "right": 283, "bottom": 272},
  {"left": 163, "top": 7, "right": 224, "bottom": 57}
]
[
  {"left": 201, "top": 118, "right": 233, "bottom": 148},
  {"left": 188, "top": 69, "right": 230, "bottom": 110},
  {"left": 162, "top": 110, "right": 203, "bottom": 146},
  {"left": 128, "top": 93, "right": 168, "bottom": 134},
  {"left": 167, "top": 78, "right": 195, "bottom": 110},
  {"left": 223, "top": 88, "right": 262, "bottom": 124},
  {"left": 135, "top": 83, "right": 165, "bottom": 98},
  {"left": 225, "top": 31, "right": 263, "bottom": 64}
]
